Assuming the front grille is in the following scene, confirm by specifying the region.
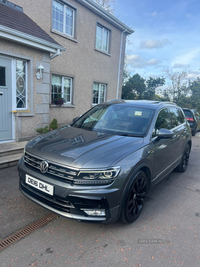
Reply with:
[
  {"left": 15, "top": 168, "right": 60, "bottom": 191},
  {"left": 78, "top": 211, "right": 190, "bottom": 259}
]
[
  {"left": 24, "top": 152, "right": 79, "bottom": 182},
  {"left": 21, "top": 180, "right": 74, "bottom": 211}
]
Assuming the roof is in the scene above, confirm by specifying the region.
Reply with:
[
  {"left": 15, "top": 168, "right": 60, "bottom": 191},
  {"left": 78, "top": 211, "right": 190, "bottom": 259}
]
[
  {"left": 77, "top": 0, "right": 134, "bottom": 34},
  {"left": 0, "top": 1, "right": 65, "bottom": 54}
]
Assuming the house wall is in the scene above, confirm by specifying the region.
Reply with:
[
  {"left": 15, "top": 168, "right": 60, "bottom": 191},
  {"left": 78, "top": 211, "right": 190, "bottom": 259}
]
[
  {"left": 11, "top": 0, "right": 125, "bottom": 126},
  {"left": 0, "top": 39, "right": 51, "bottom": 140}
]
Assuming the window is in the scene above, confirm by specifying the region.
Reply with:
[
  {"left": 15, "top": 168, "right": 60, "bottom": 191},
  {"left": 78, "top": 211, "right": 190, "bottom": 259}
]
[
  {"left": 0, "top": 67, "right": 6, "bottom": 86},
  {"left": 51, "top": 74, "right": 72, "bottom": 104},
  {"left": 153, "top": 108, "right": 170, "bottom": 137},
  {"left": 177, "top": 109, "right": 185, "bottom": 124},
  {"left": 169, "top": 108, "right": 185, "bottom": 128},
  {"left": 93, "top": 82, "right": 106, "bottom": 104},
  {"left": 16, "top": 60, "right": 27, "bottom": 109},
  {"left": 96, "top": 24, "right": 110, "bottom": 53},
  {"left": 53, "top": 0, "right": 74, "bottom": 37}
]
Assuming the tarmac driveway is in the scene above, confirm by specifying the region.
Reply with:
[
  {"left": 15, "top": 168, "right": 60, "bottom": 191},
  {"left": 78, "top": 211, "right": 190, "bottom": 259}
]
[{"left": 0, "top": 134, "right": 200, "bottom": 267}]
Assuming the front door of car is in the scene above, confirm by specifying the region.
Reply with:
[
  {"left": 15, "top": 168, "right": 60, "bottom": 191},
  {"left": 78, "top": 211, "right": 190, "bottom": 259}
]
[{"left": 151, "top": 108, "right": 177, "bottom": 183}]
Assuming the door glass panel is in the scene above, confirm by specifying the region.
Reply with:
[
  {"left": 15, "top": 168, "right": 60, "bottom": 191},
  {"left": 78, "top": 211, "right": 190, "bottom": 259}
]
[
  {"left": 153, "top": 108, "right": 170, "bottom": 137},
  {"left": 169, "top": 108, "right": 180, "bottom": 128},
  {"left": 0, "top": 67, "right": 6, "bottom": 86},
  {"left": 16, "top": 60, "right": 26, "bottom": 108}
]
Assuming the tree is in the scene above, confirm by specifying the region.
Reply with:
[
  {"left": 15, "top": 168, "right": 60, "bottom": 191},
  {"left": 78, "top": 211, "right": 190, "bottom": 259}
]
[
  {"left": 122, "top": 74, "right": 165, "bottom": 100},
  {"left": 188, "top": 77, "right": 200, "bottom": 112},
  {"left": 163, "top": 69, "right": 189, "bottom": 103},
  {"left": 122, "top": 74, "right": 146, "bottom": 100},
  {"left": 144, "top": 77, "right": 165, "bottom": 100},
  {"left": 93, "top": 0, "right": 115, "bottom": 13}
]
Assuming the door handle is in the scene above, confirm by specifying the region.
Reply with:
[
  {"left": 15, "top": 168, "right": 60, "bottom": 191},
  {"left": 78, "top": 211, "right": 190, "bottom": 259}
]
[{"left": 0, "top": 92, "right": 3, "bottom": 96}]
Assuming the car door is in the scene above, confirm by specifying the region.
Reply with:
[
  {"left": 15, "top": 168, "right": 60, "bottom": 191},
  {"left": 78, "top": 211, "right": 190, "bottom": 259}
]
[
  {"left": 151, "top": 108, "right": 176, "bottom": 183},
  {"left": 168, "top": 107, "right": 187, "bottom": 166}
]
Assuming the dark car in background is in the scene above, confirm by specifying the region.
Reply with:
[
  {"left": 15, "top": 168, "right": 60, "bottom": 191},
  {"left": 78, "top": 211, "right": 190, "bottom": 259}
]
[
  {"left": 18, "top": 100, "right": 192, "bottom": 224},
  {"left": 183, "top": 108, "right": 200, "bottom": 136}
]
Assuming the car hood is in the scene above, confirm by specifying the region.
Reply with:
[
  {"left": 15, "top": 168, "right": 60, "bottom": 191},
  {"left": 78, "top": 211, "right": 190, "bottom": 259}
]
[{"left": 26, "top": 126, "right": 144, "bottom": 169}]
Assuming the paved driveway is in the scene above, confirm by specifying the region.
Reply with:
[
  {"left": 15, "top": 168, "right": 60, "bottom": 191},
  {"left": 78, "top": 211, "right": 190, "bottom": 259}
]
[{"left": 1, "top": 134, "right": 200, "bottom": 267}]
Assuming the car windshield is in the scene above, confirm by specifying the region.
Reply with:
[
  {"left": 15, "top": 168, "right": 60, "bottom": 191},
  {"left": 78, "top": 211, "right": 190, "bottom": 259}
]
[{"left": 72, "top": 104, "right": 154, "bottom": 137}]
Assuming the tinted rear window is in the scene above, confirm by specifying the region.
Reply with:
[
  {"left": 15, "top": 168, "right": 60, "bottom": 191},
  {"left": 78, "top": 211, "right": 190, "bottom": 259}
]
[{"left": 183, "top": 110, "right": 193, "bottom": 118}]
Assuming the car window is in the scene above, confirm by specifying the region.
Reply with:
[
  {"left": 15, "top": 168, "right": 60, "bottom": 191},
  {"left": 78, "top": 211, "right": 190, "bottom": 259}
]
[
  {"left": 169, "top": 108, "right": 183, "bottom": 128},
  {"left": 178, "top": 109, "right": 185, "bottom": 124},
  {"left": 153, "top": 108, "right": 170, "bottom": 137}
]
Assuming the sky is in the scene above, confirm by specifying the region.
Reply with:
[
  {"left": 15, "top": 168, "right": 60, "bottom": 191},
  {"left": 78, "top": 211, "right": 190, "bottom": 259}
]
[{"left": 113, "top": 0, "right": 200, "bottom": 81}]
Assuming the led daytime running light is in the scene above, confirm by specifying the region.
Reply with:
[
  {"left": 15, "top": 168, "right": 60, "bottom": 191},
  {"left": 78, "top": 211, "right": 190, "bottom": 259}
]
[{"left": 78, "top": 167, "right": 121, "bottom": 180}]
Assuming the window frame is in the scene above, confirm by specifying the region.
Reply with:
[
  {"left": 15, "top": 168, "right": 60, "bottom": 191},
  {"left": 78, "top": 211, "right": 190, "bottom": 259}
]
[
  {"left": 92, "top": 82, "right": 107, "bottom": 105},
  {"left": 95, "top": 23, "right": 111, "bottom": 54},
  {"left": 52, "top": 0, "right": 75, "bottom": 38},
  {"left": 51, "top": 74, "right": 73, "bottom": 105}
]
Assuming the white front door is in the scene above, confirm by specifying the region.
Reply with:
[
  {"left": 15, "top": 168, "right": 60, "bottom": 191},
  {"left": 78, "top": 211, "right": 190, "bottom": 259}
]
[{"left": 0, "top": 57, "right": 12, "bottom": 141}]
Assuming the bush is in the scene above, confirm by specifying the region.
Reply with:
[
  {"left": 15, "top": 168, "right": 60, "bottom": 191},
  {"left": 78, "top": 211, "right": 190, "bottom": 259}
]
[
  {"left": 36, "top": 118, "right": 58, "bottom": 134},
  {"left": 49, "top": 118, "right": 58, "bottom": 130}
]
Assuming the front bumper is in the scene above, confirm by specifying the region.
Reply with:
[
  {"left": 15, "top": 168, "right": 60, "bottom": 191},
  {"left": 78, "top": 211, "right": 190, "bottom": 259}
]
[{"left": 18, "top": 157, "right": 121, "bottom": 223}]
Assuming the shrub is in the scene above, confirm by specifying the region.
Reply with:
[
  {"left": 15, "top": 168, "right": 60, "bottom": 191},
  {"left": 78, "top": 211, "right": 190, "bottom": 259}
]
[
  {"left": 49, "top": 118, "right": 58, "bottom": 130},
  {"left": 36, "top": 118, "right": 58, "bottom": 134}
]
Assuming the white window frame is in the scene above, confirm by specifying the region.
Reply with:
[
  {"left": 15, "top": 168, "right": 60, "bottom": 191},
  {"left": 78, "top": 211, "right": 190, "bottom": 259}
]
[
  {"left": 96, "top": 24, "right": 110, "bottom": 53},
  {"left": 92, "top": 82, "right": 106, "bottom": 105},
  {"left": 53, "top": 0, "right": 75, "bottom": 37},
  {"left": 51, "top": 74, "right": 73, "bottom": 105},
  {"left": 15, "top": 59, "right": 27, "bottom": 110}
]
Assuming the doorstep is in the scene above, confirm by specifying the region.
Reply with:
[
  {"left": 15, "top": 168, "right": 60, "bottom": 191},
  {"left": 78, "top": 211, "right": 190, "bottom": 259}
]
[{"left": 0, "top": 141, "right": 27, "bottom": 169}]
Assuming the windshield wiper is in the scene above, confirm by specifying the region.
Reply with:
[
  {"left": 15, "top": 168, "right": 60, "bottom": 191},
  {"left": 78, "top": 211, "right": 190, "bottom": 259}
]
[{"left": 120, "top": 133, "right": 142, "bottom": 137}]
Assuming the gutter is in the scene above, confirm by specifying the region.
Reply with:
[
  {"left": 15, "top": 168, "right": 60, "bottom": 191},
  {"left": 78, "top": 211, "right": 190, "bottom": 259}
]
[
  {"left": 0, "top": 25, "right": 66, "bottom": 56},
  {"left": 50, "top": 49, "right": 62, "bottom": 60},
  {"left": 116, "top": 28, "right": 127, "bottom": 99}
]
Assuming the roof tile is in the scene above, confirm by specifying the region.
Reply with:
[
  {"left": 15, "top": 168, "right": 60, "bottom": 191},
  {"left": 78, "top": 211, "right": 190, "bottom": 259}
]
[{"left": 0, "top": 2, "right": 59, "bottom": 45}]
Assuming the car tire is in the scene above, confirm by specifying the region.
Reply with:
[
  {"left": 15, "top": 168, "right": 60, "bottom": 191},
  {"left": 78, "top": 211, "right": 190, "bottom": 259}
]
[
  {"left": 120, "top": 170, "right": 148, "bottom": 223},
  {"left": 175, "top": 144, "right": 191, "bottom": 172}
]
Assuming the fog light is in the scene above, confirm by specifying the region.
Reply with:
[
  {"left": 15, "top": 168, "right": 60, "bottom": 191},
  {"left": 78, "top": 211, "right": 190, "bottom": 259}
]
[{"left": 82, "top": 209, "right": 106, "bottom": 216}]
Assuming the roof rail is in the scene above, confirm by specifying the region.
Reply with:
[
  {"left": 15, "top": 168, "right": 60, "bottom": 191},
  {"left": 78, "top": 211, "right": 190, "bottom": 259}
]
[{"left": 160, "top": 102, "right": 177, "bottom": 105}]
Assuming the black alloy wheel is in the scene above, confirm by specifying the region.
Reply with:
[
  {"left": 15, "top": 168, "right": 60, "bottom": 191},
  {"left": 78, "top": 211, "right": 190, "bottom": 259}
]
[
  {"left": 176, "top": 144, "right": 191, "bottom": 172},
  {"left": 121, "top": 171, "right": 148, "bottom": 223}
]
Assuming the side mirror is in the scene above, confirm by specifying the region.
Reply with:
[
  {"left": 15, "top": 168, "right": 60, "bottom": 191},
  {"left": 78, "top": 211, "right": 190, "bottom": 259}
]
[{"left": 156, "top": 128, "right": 173, "bottom": 141}]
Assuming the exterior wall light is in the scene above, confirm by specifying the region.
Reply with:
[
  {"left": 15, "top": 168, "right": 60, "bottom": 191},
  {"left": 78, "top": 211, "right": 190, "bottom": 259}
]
[{"left": 36, "top": 64, "right": 44, "bottom": 79}]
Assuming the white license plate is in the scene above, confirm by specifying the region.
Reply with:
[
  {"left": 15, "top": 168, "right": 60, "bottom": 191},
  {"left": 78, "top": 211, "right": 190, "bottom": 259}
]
[{"left": 25, "top": 175, "right": 54, "bottom": 196}]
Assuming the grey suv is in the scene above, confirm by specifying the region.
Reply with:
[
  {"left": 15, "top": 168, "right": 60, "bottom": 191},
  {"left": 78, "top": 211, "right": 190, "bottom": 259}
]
[{"left": 18, "top": 100, "right": 192, "bottom": 223}]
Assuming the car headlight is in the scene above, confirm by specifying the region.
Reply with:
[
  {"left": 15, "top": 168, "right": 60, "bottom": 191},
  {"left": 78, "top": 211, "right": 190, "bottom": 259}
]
[{"left": 74, "top": 167, "right": 121, "bottom": 185}]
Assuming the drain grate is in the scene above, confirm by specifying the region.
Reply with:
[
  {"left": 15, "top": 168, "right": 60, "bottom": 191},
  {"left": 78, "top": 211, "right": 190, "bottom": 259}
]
[{"left": 0, "top": 213, "right": 58, "bottom": 251}]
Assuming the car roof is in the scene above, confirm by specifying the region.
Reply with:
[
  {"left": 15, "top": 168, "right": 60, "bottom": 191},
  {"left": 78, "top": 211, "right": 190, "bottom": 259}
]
[{"left": 105, "top": 99, "right": 177, "bottom": 110}]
